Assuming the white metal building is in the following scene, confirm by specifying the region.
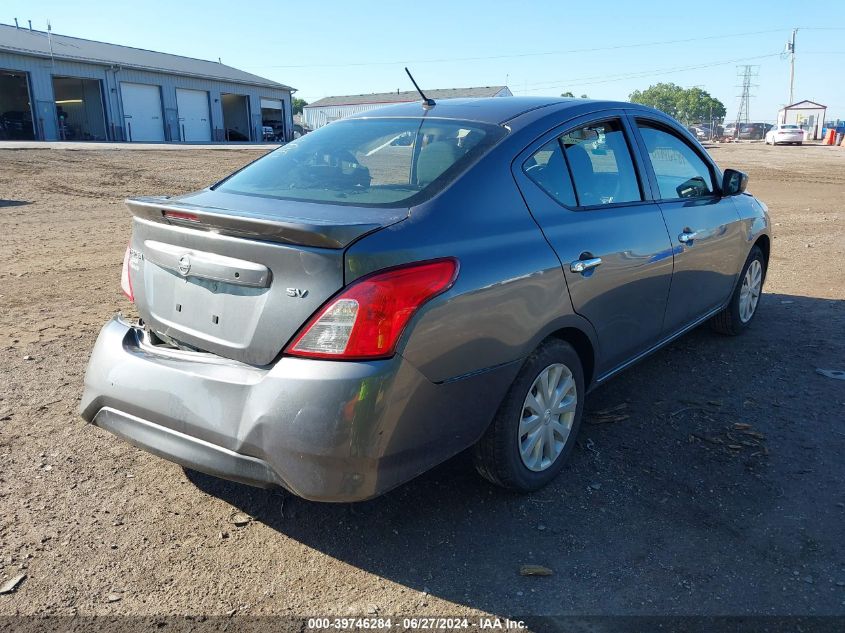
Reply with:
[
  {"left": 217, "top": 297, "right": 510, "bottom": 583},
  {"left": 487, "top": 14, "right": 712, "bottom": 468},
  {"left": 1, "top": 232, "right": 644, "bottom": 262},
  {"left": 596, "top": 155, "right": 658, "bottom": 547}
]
[
  {"left": 0, "top": 22, "right": 294, "bottom": 142},
  {"left": 303, "top": 86, "right": 512, "bottom": 129},
  {"left": 777, "top": 100, "right": 827, "bottom": 140}
]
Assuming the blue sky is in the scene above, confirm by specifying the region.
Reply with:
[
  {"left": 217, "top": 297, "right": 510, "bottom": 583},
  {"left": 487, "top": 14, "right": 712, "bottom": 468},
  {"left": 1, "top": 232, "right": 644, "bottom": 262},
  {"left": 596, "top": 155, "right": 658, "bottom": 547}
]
[{"left": 6, "top": 0, "right": 845, "bottom": 121}]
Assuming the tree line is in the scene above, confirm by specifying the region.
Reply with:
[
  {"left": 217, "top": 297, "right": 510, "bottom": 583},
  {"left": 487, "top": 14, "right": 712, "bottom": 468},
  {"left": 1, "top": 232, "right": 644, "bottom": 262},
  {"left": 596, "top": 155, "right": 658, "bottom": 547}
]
[{"left": 561, "top": 83, "right": 727, "bottom": 124}]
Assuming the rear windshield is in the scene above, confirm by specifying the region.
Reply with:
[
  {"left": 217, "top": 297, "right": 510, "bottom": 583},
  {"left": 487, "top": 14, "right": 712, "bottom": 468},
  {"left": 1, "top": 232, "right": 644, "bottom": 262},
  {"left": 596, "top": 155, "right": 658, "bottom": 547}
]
[
  {"left": 215, "top": 117, "right": 506, "bottom": 207},
  {"left": 781, "top": 124, "right": 799, "bottom": 129}
]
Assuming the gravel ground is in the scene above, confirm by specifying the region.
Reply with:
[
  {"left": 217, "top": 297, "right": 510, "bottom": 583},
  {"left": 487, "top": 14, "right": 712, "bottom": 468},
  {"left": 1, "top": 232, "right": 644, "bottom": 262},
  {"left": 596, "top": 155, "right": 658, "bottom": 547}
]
[{"left": 0, "top": 143, "right": 843, "bottom": 620}]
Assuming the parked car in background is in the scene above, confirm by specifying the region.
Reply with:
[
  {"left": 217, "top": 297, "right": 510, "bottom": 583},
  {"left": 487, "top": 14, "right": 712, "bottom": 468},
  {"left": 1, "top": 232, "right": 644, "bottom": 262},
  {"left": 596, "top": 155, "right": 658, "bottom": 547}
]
[
  {"left": 765, "top": 123, "right": 804, "bottom": 145},
  {"left": 738, "top": 123, "right": 773, "bottom": 140},
  {"left": 81, "top": 97, "right": 771, "bottom": 502},
  {"left": 688, "top": 125, "right": 708, "bottom": 140},
  {"left": 723, "top": 122, "right": 738, "bottom": 139},
  {"left": 689, "top": 124, "right": 723, "bottom": 141}
]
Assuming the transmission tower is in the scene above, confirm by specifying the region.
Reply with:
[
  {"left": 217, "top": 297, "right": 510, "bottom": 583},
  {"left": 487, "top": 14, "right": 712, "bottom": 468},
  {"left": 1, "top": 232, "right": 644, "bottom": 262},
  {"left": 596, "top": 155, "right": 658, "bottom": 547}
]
[{"left": 734, "top": 65, "right": 759, "bottom": 129}]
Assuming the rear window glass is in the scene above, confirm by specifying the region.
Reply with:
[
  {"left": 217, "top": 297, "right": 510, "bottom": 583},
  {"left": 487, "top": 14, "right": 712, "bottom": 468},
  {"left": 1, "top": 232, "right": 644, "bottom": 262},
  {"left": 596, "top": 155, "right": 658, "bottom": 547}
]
[
  {"left": 561, "top": 120, "right": 642, "bottom": 206},
  {"left": 781, "top": 125, "right": 799, "bottom": 129},
  {"left": 215, "top": 117, "right": 505, "bottom": 206}
]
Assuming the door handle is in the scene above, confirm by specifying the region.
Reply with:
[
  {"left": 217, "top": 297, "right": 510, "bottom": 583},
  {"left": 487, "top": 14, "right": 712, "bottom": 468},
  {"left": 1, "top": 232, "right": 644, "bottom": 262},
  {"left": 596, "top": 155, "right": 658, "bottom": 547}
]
[
  {"left": 678, "top": 230, "right": 699, "bottom": 243},
  {"left": 570, "top": 257, "right": 602, "bottom": 273}
]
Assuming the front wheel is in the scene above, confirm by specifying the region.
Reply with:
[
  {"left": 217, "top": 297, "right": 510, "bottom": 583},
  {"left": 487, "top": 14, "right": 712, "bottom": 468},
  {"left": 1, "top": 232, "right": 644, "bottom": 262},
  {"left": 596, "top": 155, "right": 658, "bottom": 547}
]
[
  {"left": 710, "top": 246, "right": 765, "bottom": 335},
  {"left": 473, "top": 339, "right": 585, "bottom": 492}
]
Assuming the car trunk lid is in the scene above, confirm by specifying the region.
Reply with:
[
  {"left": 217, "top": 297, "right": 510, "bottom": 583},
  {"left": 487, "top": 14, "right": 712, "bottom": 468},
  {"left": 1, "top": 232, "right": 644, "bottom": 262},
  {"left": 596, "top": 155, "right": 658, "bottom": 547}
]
[{"left": 125, "top": 190, "right": 408, "bottom": 365}]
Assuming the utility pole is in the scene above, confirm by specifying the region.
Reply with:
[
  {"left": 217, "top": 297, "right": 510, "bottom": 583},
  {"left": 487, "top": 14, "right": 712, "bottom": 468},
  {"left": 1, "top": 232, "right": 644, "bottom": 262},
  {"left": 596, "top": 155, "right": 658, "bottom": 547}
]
[{"left": 788, "top": 29, "right": 797, "bottom": 105}]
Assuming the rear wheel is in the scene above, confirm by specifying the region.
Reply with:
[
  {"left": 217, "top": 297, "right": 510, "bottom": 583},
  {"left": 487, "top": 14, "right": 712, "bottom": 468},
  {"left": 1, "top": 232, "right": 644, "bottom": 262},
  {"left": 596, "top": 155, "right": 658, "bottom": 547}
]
[
  {"left": 710, "top": 246, "right": 765, "bottom": 335},
  {"left": 473, "top": 339, "right": 584, "bottom": 492}
]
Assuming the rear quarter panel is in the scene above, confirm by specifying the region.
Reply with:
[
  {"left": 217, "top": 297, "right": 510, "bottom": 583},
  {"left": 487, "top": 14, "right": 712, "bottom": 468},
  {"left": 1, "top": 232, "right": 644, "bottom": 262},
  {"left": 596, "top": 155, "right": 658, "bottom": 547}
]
[{"left": 344, "top": 138, "right": 596, "bottom": 384}]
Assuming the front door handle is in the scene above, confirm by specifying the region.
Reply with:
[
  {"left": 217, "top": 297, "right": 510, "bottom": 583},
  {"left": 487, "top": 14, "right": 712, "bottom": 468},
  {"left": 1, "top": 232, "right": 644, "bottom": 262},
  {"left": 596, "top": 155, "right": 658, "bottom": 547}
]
[
  {"left": 679, "top": 230, "right": 699, "bottom": 243},
  {"left": 570, "top": 257, "right": 602, "bottom": 273}
]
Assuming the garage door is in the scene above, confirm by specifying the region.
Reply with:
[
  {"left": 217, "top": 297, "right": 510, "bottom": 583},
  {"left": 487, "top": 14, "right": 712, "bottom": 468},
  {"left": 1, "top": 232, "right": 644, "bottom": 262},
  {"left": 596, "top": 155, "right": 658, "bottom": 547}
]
[
  {"left": 176, "top": 88, "right": 211, "bottom": 142},
  {"left": 120, "top": 82, "right": 164, "bottom": 142}
]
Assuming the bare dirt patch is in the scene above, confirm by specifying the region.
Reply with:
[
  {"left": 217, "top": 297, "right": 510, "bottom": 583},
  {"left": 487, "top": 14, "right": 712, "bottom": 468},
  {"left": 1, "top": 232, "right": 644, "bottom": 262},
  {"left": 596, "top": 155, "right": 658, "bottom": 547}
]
[{"left": 0, "top": 143, "right": 843, "bottom": 619}]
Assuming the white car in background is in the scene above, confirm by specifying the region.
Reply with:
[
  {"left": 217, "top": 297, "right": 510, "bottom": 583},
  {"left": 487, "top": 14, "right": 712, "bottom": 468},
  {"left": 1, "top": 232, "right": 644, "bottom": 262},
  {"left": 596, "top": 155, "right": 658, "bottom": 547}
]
[{"left": 765, "top": 124, "right": 805, "bottom": 145}]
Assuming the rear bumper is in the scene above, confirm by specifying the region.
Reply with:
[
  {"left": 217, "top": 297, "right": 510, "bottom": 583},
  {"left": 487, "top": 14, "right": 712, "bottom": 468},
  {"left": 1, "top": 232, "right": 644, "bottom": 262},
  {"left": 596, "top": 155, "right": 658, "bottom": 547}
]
[
  {"left": 80, "top": 316, "right": 516, "bottom": 501},
  {"left": 93, "top": 407, "right": 283, "bottom": 488}
]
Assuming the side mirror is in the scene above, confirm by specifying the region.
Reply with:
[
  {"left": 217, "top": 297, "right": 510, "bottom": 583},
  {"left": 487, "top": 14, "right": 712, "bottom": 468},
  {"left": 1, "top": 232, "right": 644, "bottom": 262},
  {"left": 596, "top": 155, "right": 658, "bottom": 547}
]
[{"left": 721, "top": 169, "right": 748, "bottom": 196}]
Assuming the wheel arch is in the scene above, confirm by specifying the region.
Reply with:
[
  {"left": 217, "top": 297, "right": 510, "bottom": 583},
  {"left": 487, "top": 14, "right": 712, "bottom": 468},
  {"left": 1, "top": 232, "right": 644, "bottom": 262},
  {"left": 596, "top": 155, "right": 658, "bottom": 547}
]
[
  {"left": 753, "top": 234, "right": 770, "bottom": 280},
  {"left": 546, "top": 326, "right": 596, "bottom": 390}
]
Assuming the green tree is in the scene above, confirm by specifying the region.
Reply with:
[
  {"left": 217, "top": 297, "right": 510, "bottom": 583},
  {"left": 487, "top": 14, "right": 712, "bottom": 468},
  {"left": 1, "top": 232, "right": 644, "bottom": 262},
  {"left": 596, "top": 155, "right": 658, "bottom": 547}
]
[
  {"left": 629, "top": 83, "right": 725, "bottom": 124},
  {"left": 561, "top": 92, "right": 589, "bottom": 98},
  {"left": 292, "top": 97, "right": 308, "bottom": 115}
]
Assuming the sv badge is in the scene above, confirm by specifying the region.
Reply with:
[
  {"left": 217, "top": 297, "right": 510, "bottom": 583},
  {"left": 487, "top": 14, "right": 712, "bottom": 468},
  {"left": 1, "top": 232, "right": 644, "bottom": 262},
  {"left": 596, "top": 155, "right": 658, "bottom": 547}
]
[{"left": 286, "top": 288, "right": 308, "bottom": 298}]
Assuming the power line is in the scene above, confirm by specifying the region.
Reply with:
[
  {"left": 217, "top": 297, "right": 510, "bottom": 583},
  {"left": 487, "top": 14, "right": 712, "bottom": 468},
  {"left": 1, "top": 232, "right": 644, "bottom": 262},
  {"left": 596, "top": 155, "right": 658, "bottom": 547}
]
[
  {"left": 514, "top": 52, "right": 781, "bottom": 90},
  {"left": 512, "top": 53, "right": 781, "bottom": 93},
  {"left": 248, "top": 28, "right": 789, "bottom": 69}
]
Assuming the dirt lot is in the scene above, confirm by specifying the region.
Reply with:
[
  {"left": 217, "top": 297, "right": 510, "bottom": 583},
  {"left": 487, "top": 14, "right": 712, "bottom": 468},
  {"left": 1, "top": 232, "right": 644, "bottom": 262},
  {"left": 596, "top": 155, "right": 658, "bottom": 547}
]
[{"left": 0, "top": 142, "right": 843, "bottom": 620}]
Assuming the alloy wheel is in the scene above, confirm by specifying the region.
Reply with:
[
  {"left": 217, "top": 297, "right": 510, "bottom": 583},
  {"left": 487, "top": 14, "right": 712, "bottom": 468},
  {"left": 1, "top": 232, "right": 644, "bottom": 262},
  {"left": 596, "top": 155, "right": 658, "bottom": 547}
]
[
  {"left": 739, "top": 259, "right": 762, "bottom": 323},
  {"left": 518, "top": 363, "right": 577, "bottom": 472}
]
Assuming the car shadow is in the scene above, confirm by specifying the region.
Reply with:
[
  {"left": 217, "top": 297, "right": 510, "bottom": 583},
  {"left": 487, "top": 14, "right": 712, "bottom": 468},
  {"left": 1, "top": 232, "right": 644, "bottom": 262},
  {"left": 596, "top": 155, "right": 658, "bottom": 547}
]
[{"left": 187, "top": 292, "right": 845, "bottom": 616}]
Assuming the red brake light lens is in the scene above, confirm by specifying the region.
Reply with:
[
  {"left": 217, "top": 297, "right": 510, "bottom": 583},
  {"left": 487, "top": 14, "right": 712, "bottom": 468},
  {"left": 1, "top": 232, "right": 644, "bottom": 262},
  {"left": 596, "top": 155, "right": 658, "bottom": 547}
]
[
  {"left": 286, "top": 259, "right": 458, "bottom": 360},
  {"left": 164, "top": 210, "right": 199, "bottom": 222},
  {"left": 120, "top": 244, "right": 134, "bottom": 302}
]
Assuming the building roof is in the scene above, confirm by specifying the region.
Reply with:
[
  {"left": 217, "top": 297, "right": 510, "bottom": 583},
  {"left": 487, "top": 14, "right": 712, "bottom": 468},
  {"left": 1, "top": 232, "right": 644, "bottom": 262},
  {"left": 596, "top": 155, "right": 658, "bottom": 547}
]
[
  {"left": 780, "top": 100, "right": 827, "bottom": 110},
  {"left": 0, "top": 23, "right": 292, "bottom": 90},
  {"left": 305, "top": 86, "right": 510, "bottom": 108}
]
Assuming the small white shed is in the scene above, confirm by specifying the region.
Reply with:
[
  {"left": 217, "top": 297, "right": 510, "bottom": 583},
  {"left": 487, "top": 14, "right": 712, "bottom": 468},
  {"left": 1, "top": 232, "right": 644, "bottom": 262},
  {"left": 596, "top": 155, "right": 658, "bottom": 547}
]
[{"left": 778, "top": 100, "right": 827, "bottom": 140}]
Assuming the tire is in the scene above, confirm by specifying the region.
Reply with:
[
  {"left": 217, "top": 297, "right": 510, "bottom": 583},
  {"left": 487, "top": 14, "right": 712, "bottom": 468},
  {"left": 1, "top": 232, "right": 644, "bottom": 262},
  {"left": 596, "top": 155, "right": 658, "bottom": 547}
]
[
  {"left": 473, "top": 339, "right": 585, "bottom": 492},
  {"left": 710, "top": 245, "right": 765, "bottom": 336}
]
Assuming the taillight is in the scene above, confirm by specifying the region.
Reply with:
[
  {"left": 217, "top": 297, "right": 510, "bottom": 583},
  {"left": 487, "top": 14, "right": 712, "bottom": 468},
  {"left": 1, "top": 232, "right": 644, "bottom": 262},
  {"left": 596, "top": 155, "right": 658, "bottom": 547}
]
[
  {"left": 120, "top": 244, "right": 134, "bottom": 302},
  {"left": 286, "top": 258, "right": 458, "bottom": 360}
]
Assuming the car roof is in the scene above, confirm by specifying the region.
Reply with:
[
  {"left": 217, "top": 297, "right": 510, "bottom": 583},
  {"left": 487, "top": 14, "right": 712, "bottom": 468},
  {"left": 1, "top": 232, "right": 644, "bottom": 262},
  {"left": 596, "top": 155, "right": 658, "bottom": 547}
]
[{"left": 347, "top": 97, "right": 653, "bottom": 127}]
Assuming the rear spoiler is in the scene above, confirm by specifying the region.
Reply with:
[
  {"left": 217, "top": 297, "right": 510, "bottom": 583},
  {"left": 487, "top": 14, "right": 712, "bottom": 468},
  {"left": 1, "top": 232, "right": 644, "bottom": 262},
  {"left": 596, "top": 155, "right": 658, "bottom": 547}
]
[{"left": 125, "top": 197, "right": 386, "bottom": 249}]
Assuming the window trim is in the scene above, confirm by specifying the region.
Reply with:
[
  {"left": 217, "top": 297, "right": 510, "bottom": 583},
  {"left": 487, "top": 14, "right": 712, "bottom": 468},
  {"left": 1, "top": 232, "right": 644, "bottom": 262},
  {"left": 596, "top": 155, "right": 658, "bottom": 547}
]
[
  {"left": 518, "top": 114, "right": 651, "bottom": 212},
  {"left": 630, "top": 116, "right": 722, "bottom": 203}
]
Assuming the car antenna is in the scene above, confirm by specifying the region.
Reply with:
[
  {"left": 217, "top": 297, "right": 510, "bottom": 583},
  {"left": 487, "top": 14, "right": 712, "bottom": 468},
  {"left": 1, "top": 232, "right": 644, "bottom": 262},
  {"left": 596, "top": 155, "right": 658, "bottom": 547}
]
[{"left": 405, "top": 67, "right": 435, "bottom": 109}]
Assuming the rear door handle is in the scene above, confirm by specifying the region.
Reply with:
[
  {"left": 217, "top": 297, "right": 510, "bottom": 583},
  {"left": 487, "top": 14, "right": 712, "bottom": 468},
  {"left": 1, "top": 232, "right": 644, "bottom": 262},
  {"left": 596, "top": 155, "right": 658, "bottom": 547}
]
[
  {"left": 678, "top": 230, "right": 699, "bottom": 243},
  {"left": 570, "top": 257, "right": 602, "bottom": 273}
]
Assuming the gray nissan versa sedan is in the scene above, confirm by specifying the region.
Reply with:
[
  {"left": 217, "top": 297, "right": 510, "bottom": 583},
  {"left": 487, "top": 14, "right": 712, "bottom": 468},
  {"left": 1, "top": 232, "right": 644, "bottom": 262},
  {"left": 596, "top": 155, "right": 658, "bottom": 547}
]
[{"left": 80, "top": 97, "right": 770, "bottom": 502}]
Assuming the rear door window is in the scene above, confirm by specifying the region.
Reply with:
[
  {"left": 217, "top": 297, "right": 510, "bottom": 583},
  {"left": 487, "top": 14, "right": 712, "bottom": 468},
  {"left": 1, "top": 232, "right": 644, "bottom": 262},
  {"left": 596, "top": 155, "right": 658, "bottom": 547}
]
[
  {"left": 560, "top": 120, "right": 642, "bottom": 206},
  {"left": 636, "top": 123, "right": 715, "bottom": 200},
  {"left": 523, "top": 140, "right": 577, "bottom": 207}
]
